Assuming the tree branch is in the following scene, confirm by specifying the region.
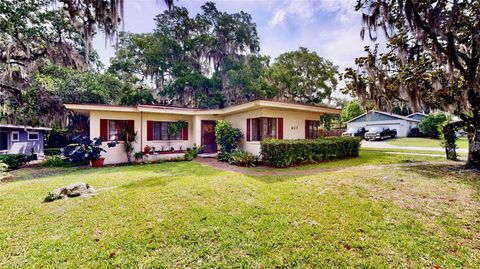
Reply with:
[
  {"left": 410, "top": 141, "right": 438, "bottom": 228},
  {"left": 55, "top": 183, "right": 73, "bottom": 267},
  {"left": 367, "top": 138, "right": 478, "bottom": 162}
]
[{"left": 408, "top": 2, "right": 467, "bottom": 75}]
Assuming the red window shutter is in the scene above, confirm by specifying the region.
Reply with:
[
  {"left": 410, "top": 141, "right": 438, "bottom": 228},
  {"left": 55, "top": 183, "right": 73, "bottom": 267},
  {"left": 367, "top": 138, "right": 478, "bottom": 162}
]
[
  {"left": 127, "top": 120, "right": 134, "bottom": 130},
  {"left": 305, "top": 120, "right": 310, "bottom": 139},
  {"left": 246, "top": 118, "right": 251, "bottom": 141},
  {"left": 182, "top": 122, "right": 188, "bottom": 140},
  {"left": 100, "top": 119, "right": 108, "bottom": 141},
  {"left": 277, "top": 118, "right": 283, "bottom": 139},
  {"left": 147, "top": 121, "right": 153, "bottom": 141}
]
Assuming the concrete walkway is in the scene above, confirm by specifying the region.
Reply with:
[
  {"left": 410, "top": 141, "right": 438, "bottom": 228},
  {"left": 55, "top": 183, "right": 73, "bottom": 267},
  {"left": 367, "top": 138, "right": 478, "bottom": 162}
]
[{"left": 361, "top": 140, "right": 468, "bottom": 153}]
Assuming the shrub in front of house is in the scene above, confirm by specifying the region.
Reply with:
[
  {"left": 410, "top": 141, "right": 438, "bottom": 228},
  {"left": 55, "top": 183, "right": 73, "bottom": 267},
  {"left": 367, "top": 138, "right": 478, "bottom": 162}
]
[
  {"left": 184, "top": 146, "right": 202, "bottom": 161},
  {"left": 0, "top": 154, "right": 30, "bottom": 170},
  {"left": 261, "top": 137, "right": 361, "bottom": 168},
  {"left": 42, "top": 155, "right": 69, "bottom": 167},
  {"left": 229, "top": 150, "right": 257, "bottom": 167},
  {"left": 44, "top": 148, "right": 62, "bottom": 156},
  {"left": 215, "top": 120, "right": 243, "bottom": 162},
  {"left": 418, "top": 114, "right": 447, "bottom": 138}
]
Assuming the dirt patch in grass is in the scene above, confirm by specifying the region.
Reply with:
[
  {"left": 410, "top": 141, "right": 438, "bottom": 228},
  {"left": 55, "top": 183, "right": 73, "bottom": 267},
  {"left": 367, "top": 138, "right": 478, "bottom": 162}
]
[{"left": 3, "top": 166, "right": 79, "bottom": 182}]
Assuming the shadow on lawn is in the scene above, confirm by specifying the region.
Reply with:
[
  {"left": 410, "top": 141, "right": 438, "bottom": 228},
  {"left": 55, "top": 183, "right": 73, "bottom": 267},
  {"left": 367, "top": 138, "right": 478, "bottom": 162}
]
[{"left": 405, "top": 164, "right": 480, "bottom": 191}]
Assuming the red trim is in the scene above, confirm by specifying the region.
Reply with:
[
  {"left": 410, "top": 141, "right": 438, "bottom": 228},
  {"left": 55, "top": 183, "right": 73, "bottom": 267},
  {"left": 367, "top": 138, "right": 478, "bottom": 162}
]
[
  {"left": 100, "top": 119, "right": 108, "bottom": 141},
  {"left": 201, "top": 120, "right": 217, "bottom": 153},
  {"left": 127, "top": 120, "right": 134, "bottom": 130},
  {"left": 277, "top": 118, "right": 283, "bottom": 139},
  {"left": 246, "top": 118, "right": 251, "bottom": 141},
  {"left": 182, "top": 123, "right": 188, "bottom": 140},
  {"left": 305, "top": 120, "right": 310, "bottom": 139},
  {"left": 147, "top": 121, "right": 153, "bottom": 141}
]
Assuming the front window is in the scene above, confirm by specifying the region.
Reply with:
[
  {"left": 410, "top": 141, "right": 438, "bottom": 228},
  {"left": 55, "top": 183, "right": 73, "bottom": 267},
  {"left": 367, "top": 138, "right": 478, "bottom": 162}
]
[
  {"left": 108, "top": 120, "right": 127, "bottom": 141},
  {"left": 252, "top": 118, "right": 277, "bottom": 141},
  {"left": 152, "top": 122, "right": 183, "bottom": 140},
  {"left": 28, "top": 132, "right": 39, "bottom": 141},
  {"left": 307, "top": 120, "right": 320, "bottom": 139},
  {"left": 11, "top": 131, "right": 19, "bottom": 141}
]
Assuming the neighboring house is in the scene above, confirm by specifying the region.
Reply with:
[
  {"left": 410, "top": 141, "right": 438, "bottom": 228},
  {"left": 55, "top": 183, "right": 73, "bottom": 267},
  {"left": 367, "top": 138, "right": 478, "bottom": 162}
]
[
  {"left": 406, "top": 112, "right": 427, "bottom": 121},
  {"left": 65, "top": 100, "right": 341, "bottom": 164},
  {"left": 0, "top": 124, "right": 51, "bottom": 156},
  {"left": 346, "top": 110, "right": 421, "bottom": 137}
]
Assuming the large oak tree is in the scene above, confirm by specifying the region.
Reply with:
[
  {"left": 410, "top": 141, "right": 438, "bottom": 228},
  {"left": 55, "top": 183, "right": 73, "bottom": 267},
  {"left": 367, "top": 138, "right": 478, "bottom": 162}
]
[{"left": 347, "top": 0, "right": 480, "bottom": 168}]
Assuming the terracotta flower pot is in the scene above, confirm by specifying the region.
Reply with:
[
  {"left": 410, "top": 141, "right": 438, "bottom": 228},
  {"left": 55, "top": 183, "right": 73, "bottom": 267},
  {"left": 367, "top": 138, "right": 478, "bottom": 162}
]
[{"left": 90, "top": 157, "right": 105, "bottom": 167}]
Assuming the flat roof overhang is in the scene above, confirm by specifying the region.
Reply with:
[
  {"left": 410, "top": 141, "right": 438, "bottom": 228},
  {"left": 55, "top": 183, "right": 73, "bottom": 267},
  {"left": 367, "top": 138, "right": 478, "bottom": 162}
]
[{"left": 64, "top": 100, "right": 341, "bottom": 116}]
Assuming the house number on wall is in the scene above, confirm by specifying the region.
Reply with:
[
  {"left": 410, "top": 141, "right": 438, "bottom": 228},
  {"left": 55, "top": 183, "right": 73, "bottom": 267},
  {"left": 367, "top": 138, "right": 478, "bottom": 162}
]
[{"left": 290, "top": 126, "right": 298, "bottom": 130}]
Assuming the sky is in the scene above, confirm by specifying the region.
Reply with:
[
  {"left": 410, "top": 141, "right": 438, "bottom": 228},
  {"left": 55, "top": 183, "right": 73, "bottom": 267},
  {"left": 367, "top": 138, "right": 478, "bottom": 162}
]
[{"left": 93, "top": 0, "right": 379, "bottom": 97}]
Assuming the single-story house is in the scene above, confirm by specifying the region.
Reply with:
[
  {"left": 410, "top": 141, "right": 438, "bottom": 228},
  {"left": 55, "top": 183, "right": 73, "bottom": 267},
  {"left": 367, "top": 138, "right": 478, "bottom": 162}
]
[
  {"left": 0, "top": 124, "right": 51, "bottom": 156},
  {"left": 346, "top": 110, "right": 421, "bottom": 137},
  {"left": 64, "top": 100, "right": 341, "bottom": 164}
]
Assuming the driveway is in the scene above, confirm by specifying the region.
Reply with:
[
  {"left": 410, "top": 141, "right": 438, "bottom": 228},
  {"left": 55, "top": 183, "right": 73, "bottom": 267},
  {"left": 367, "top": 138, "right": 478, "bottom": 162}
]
[{"left": 361, "top": 140, "right": 468, "bottom": 153}]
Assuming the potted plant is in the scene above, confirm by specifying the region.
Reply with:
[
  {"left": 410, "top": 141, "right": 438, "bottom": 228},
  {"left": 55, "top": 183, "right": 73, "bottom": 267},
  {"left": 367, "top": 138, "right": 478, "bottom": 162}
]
[
  {"left": 62, "top": 136, "right": 116, "bottom": 167},
  {"left": 167, "top": 120, "right": 187, "bottom": 150},
  {"left": 122, "top": 124, "right": 137, "bottom": 163},
  {"left": 134, "top": 151, "right": 145, "bottom": 163},
  {"left": 144, "top": 145, "right": 153, "bottom": 154}
]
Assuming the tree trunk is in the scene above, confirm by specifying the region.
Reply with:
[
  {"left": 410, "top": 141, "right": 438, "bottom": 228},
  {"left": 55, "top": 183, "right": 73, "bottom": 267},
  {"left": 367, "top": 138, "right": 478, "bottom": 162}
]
[{"left": 466, "top": 123, "right": 480, "bottom": 169}]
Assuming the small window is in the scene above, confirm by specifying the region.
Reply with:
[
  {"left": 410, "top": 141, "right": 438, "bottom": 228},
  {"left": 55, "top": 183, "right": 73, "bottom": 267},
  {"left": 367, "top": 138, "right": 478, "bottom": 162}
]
[
  {"left": 152, "top": 122, "right": 183, "bottom": 140},
  {"left": 251, "top": 118, "right": 278, "bottom": 141},
  {"left": 28, "top": 132, "right": 39, "bottom": 141},
  {"left": 11, "top": 131, "right": 19, "bottom": 142},
  {"left": 306, "top": 120, "right": 320, "bottom": 139},
  {"left": 108, "top": 120, "right": 128, "bottom": 141}
]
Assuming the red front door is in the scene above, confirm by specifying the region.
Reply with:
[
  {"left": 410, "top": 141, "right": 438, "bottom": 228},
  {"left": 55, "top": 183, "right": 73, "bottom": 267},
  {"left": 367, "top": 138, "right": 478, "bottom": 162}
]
[{"left": 201, "top": 121, "right": 217, "bottom": 153}]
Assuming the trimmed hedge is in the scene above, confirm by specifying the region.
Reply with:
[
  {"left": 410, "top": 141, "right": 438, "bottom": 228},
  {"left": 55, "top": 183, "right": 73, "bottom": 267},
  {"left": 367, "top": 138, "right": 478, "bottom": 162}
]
[{"left": 261, "top": 137, "right": 361, "bottom": 167}]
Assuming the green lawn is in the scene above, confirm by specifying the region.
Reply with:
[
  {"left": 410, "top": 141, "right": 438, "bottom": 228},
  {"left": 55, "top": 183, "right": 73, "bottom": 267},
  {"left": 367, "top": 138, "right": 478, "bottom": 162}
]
[
  {"left": 248, "top": 150, "right": 449, "bottom": 172},
  {"left": 386, "top": 137, "right": 468, "bottom": 148},
  {"left": 1, "top": 154, "right": 479, "bottom": 268}
]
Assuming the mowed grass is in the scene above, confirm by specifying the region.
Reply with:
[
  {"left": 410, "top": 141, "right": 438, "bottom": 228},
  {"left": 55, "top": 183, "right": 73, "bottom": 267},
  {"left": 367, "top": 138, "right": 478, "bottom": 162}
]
[
  {"left": 1, "top": 155, "right": 479, "bottom": 268},
  {"left": 249, "top": 150, "right": 449, "bottom": 172},
  {"left": 387, "top": 137, "right": 468, "bottom": 149}
]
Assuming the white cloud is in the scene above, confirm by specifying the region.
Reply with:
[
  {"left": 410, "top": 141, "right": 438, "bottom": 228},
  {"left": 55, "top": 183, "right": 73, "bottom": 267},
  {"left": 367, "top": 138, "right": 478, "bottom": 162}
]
[
  {"left": 267, "top": 0, "right": 357, "bottom": 28},
  {"left": 269, "top": 10, "right": 287, "bottom": 27},
  {"left": 267, "top": 0, "right": 318, "bottom": 27}
]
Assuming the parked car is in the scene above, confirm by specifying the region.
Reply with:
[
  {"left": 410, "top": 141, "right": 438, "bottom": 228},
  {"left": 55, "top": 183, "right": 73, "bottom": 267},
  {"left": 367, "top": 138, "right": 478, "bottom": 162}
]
[
  {"left": 342, "top": 127, "right": 367, "bottom": 137},
  {"left": 364, "top": 127, "right": 397, "bottom": 141}
]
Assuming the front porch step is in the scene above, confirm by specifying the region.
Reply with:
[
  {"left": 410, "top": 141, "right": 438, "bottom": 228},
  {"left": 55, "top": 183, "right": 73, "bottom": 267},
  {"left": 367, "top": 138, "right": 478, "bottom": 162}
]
[{"left": 198, "top": 153, "right": 218, "bottom": 158}]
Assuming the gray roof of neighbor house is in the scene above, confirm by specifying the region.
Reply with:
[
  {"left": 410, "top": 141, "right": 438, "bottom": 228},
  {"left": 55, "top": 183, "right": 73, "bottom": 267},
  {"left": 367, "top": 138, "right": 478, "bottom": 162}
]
[
  {"left": 346, "top": 110, "right": 421, "bottom": 124},
  {"left": 0, "top": 124, "right": 52, "bottom": 131},
  {"left": 406, "top": 112, "right": 427, "bottom": 120}
]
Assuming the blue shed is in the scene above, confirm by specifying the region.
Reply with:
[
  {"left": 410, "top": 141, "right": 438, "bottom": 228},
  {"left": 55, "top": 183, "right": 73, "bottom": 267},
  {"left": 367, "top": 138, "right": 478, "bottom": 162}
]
[{"left": 0, "top": 124, "right": 51, "bottom": 157}]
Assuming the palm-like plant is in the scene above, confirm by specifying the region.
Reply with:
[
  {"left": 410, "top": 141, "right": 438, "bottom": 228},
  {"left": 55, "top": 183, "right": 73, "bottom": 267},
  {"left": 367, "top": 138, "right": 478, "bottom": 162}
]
[{"left": 122, "top": 124, "right": 138, "bottom": 163}]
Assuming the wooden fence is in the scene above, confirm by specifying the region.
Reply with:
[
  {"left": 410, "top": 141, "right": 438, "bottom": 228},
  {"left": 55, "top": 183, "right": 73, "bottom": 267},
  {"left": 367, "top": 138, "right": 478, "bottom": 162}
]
[{"left": 319, "top": 128, "right": 346, "bottom": 137}]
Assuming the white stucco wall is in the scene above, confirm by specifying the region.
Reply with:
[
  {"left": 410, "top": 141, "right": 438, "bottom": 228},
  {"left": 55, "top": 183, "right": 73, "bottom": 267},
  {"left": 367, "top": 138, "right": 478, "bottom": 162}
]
[
  {"left": 90, "top": 111, "right": 195, "bottom": 164},
  {"left": 90, "top": 111, "right": 141, "bottom": 164},
  {"left": 192, "top": 115, "right": 223, "bottom": 148},
  {"left": 225, "top": 108, "right": 322, "bottom": 155},
  {"left": 89, "top": 108, "right": 327, "bottom": 163},
  {"left": 141, "top": 113, "right": 194, "bottom": 152}
]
